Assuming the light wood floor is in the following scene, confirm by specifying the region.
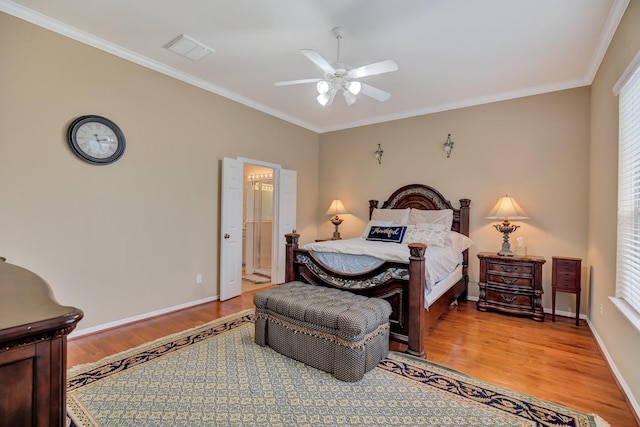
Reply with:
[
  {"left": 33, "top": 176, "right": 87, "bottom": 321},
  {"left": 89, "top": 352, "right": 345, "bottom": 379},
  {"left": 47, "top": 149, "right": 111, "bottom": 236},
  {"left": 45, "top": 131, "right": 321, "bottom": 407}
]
[{"left": 67, "top": 289, "right": 638, "bottom": 426}]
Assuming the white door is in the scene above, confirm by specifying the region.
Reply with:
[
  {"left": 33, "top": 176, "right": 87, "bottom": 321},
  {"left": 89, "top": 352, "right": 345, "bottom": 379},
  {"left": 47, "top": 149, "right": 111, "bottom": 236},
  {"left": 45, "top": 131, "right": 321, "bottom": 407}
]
[
  {"left": 272, "top": 168, "right": 297, "bottom": 284},
  {"left": 220, "top": 157, "right": 243, "bottom": 301}
]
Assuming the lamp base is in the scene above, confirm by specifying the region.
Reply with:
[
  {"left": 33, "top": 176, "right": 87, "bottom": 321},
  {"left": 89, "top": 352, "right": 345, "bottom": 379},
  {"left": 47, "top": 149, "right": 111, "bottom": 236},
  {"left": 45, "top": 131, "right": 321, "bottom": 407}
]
[
  {"left": 497, "top": 244, "right": 515, "bottom": 257},
  {"left": 493, "top": 221, "right": 519, "bottom": 257},
  {"left": 331, "top": 216, "right": 343, "bottom": 240}
]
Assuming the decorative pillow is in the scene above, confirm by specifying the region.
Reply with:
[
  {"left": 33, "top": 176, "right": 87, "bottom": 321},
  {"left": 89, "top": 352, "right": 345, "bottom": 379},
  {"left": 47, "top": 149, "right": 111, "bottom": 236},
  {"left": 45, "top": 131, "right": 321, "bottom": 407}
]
[
  {"left": 366, "top": 226, "right": 407, "bottom": 243},
  {"left": 402, "top": 223, "right": 449, "bottom": 247},
  {"left": 360, "top": 220, "right": 394, "bottom": 238},
  {"left": 407, "top": 208, "right": 454, "bottom": 229},
  {"left": 371, "top": 208, "right": 411, "bottom": 225},
  {"left": 446, "top": 231, "right": 473, "bottom": 253}
]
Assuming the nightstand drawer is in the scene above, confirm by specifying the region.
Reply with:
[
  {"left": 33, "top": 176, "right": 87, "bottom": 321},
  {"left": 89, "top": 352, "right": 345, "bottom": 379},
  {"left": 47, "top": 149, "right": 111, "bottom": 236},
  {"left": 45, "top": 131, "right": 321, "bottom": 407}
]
[
  {"left": 486, "top": 273, "right": 533, "bottom": 290},
  {"left": 486, "top": 289, "right": 533, "bottom": 310},
  {"left": 554, "top": 272, "right": 578, "bottom": 288},
  {"left": 554, "top": 258, "right": 578, "bottom": 271},
  {"left": 487, "top": 261, "right": 534, "bottom": 276}
]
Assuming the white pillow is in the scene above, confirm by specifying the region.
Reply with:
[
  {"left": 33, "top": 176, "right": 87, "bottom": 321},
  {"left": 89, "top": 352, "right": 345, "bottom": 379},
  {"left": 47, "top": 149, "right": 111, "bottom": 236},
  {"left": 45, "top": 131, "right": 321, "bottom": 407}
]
[
  {"left": 361, "top": 220, "right": 394, "bottom": 238},
  {"left": 447, "top": 231, "right": 473, "bottom": 253},
  {"left": 371, "top": 208, "right": 410, "bottom": 225},
  {"left": 408, "top": 208, "right": 453, "bottom": 229},
  {"left": 402, "top": 223, "right": 449, "bottom": 247}
]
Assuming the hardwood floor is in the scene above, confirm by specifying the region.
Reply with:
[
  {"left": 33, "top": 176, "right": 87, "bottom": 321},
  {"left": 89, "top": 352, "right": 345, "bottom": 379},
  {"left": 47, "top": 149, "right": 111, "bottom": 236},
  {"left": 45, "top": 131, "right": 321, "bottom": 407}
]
[{"left": 67, "top": 290, "right": 638, "bottom": 426}]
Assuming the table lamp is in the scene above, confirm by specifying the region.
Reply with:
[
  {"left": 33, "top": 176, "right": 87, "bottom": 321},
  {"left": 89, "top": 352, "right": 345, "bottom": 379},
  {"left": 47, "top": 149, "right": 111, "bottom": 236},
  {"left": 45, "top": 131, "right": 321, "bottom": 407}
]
[
  {"left": 487, "top": 195, "right": 528, "bottom": 256},
  {"left": 326, "top": 199, "right": 348, "bottom": 240}
]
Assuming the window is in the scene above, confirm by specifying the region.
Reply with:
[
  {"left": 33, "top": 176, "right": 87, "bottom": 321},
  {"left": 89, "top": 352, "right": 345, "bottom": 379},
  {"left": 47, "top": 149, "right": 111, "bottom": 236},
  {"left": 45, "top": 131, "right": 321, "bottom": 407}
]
[{"left": 614, "top": 51, "right": 640, "bottom": 332}]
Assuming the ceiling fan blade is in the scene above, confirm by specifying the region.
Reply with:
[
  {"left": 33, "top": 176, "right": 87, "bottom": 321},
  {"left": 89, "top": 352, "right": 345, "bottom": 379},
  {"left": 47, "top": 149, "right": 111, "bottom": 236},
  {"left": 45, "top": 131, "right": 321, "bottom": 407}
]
[
  {"left": 360, "top": 83, "right": 392, "bottom": 102},
  {"left": 348, "top": 60, "right": 398, "bottom": 79},
  {"left": 274, "top": 78, "right": 322, "bottom": 86},
  {"left": 300, "top": 49, "right": 336, "bottom": 74}
]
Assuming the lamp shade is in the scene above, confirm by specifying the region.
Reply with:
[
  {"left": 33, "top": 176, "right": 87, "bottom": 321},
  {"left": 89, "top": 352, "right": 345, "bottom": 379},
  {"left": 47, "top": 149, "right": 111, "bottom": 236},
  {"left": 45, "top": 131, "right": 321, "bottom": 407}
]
[
  {"left": 487, "top": 195, "right": 528, "bottom": 220},
  {"left": 325, "top": 199, "right": 347, "bottom": 216}
]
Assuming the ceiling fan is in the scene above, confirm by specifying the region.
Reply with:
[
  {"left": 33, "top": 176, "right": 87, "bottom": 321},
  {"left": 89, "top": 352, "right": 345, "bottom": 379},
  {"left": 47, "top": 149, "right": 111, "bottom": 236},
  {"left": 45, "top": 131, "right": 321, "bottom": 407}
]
[{"left": 274, "top": 27, "right": 398, "bottom": 106}]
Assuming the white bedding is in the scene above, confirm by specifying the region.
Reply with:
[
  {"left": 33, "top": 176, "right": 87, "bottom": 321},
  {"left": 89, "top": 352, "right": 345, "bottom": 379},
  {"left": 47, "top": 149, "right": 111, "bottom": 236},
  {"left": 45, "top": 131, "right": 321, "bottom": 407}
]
[
  {"left": 427, "top": 264, "right": 463, "bottom": 309},
  {"left": 303, "top": 236, "right": 463, "bottom": 291}
]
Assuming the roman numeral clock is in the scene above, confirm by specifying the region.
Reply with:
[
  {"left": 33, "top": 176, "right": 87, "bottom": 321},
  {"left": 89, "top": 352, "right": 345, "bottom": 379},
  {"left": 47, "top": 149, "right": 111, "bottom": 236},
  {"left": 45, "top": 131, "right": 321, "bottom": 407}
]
[{"left": 67, "top": 115, "right": 125, "bottom": 165}]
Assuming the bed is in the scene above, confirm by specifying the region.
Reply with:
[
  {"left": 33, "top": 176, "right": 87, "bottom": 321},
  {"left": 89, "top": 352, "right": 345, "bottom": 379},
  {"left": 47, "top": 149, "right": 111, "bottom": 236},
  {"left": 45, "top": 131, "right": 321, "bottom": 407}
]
[{"left": 284, "top": 184, "right": 471, "bottom": 357}]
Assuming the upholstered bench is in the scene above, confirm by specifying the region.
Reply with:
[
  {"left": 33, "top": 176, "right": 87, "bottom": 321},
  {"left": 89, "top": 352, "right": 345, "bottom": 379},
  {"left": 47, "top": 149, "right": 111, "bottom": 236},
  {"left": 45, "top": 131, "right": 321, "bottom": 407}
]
[{"left": 254, "top": 281, "right": 392, "bottom": 382}]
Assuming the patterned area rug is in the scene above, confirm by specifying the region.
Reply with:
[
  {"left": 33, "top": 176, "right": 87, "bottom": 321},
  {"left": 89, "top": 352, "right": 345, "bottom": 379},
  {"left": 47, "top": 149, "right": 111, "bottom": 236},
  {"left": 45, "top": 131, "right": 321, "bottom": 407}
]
[{"left": 67, "top": 310, "right": 608, "bottom": 427}]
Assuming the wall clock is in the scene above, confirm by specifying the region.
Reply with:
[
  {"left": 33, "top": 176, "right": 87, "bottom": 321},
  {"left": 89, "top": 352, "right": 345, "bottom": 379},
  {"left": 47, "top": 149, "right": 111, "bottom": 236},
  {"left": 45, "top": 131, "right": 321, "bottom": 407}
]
[{"left": 67, "top": 115, "right": 126, "bottom": 165}]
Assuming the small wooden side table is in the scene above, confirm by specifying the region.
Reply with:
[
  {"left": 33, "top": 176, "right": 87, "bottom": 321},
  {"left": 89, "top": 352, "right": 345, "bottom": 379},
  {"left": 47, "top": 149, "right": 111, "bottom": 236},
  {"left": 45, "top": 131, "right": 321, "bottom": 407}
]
[{"left": 551, "top": 256, "right": 582, "bottom": 326}]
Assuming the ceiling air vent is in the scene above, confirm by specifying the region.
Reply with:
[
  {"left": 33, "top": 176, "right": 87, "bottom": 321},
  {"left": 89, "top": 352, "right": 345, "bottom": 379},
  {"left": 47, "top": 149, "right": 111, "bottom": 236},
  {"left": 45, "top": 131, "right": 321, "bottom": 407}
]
[{"left": 165, "top": 34, "right": 215, "bottom": 61}]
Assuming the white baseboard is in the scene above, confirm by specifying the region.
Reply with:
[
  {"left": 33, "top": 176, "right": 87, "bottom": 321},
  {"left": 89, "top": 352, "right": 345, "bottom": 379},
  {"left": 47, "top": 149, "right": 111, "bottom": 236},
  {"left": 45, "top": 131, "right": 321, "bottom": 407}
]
[
  {"left": 68, "top": 295, "right": 220, "bottom": 339},
  {"left": 586, "top": 318, "right": 640, "bottom": 422}
]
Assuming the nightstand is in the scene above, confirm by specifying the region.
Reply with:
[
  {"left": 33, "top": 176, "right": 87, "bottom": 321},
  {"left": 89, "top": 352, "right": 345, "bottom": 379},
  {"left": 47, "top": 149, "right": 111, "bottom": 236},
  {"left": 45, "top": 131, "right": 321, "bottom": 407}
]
[
  {"left": 477, "top": 252, "right": 546, "bottom": 321},
  {"left": 551, "top": 256, "right": 582, "bottom": 326}
]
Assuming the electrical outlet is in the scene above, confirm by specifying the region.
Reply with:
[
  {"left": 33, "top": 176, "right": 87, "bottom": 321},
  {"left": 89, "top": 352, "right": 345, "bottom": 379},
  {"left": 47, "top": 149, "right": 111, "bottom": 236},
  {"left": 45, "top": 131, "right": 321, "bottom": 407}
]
[
  {"left": 196, "top": 274, "right": 203, "bottom": 284},
  {"left": 599, "top": 303, "right": 603, "bottom": 316}
]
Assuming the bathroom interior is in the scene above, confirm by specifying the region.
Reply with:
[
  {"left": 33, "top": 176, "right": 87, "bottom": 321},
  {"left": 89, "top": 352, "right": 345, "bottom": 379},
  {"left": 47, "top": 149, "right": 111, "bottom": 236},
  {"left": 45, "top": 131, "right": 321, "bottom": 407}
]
[{"left": 242, "top": 164, "right": 275, "bottom": 292}]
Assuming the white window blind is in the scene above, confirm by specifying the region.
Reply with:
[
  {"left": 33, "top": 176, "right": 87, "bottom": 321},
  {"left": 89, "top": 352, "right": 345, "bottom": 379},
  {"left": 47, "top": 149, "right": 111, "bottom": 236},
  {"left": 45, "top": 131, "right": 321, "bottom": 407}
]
[{"left": 617, "top": 59, "right": 640, "bottom": 316}]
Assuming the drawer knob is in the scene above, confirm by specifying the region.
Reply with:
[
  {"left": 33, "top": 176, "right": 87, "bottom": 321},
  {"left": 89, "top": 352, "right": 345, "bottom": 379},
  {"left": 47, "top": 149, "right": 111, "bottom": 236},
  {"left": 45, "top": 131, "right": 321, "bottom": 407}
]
[{"left": 501, "top": 266, "right": 517, "bottom": 273}]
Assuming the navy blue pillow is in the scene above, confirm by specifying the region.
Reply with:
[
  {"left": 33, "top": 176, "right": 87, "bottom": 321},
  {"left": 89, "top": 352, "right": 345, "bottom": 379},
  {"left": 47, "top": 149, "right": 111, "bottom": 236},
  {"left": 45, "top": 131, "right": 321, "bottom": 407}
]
[{"left": 366, "top": 226, "right": 407, "bottom": 243}]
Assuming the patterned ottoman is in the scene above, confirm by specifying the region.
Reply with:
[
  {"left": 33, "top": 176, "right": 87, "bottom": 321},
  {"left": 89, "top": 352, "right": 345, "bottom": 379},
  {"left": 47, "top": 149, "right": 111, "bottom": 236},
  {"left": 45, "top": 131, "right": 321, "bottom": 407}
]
[{"left": 254, "top": 281, "right": 392, "bottom": 382}]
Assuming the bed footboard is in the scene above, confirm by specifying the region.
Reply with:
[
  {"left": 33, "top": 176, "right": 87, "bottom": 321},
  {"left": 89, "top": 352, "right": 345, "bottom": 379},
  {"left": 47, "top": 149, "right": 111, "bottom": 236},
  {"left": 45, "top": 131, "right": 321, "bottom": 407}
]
[{"left": 285, "top": 233, "right": 426, "bottom": 357}]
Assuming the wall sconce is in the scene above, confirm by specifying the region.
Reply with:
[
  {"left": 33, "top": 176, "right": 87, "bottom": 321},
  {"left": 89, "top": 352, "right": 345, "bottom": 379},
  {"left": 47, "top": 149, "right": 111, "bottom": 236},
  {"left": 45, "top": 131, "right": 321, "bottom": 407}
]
[
  {"left": 374, "top": 144, "right": 384, "bottom": 164},
  {"left": 443, "top": 134, "right": 454, "bottom": 158},
  {"left": 487, "top": 195, "right": 528, "bottom": 256}
]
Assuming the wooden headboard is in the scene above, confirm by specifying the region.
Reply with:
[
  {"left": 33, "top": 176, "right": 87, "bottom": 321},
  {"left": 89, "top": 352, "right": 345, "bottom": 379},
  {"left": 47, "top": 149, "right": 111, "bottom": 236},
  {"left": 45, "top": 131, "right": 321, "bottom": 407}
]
[{"left": 368, "top": 183, "right": 471, "bottom": 236}]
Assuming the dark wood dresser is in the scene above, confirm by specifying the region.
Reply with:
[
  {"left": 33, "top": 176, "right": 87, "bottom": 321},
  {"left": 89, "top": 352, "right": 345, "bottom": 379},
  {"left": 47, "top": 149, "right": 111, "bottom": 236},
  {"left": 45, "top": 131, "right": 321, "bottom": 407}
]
[
  {"left": 477, "top": 252, "right": 546, "bottom": 321},
  {"left": 0, "top": 257, "right": 83, "bottom": 427}
]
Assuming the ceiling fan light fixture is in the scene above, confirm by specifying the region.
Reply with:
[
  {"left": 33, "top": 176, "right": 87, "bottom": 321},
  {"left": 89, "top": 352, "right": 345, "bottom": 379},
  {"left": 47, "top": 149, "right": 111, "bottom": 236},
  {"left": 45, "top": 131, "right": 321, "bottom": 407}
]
[
  {"left": 317, "top": 92, "right": 331, "bottom": 106},
  {"left": 346, "top": 81, "right": 361, "bottom": 95},
  {"left": 343, "top": 90, "right": 357, "bottom": 106},
  {"left": 274, "top": 27, "right": 397, "bottom": 106},
  {"left": 316, "top": 80, "right": 331, "bottom": 94}
]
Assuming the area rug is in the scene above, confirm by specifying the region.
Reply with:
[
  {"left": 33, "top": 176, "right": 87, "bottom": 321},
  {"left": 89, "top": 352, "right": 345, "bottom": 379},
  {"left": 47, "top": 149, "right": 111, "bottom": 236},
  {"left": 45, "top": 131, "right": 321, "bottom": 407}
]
[{"left": 67, "top": 310, "right": 608, "bottom": 427}]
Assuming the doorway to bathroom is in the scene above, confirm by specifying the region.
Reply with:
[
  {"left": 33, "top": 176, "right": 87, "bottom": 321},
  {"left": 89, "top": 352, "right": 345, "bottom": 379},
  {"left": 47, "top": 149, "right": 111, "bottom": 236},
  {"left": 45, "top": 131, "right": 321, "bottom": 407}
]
[
  {"left": 242, "top": 164, "right": 274, "bottom": 292},
  {"left": 220, "top": 157, "right": 296, "bottom": 301}
]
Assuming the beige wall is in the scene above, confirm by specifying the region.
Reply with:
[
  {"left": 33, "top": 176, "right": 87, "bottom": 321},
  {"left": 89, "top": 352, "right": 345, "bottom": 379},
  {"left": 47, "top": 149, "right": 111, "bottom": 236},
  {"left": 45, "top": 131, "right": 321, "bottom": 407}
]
[
  {"left": 589, "top": 0, "right": 640, "bottom": 410},
  {"left": 0, "top": 13, "right": 319, "bottom": 330},
  {"left": 318, "top": 88, "right": 591, "bottom": 314}
]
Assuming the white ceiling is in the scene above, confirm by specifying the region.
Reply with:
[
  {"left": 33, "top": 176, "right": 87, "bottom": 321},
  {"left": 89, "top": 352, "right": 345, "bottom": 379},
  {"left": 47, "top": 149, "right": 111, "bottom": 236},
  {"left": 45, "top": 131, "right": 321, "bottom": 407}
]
[{"left": 1, "top": 0, "right": 628, "bottom": 133}]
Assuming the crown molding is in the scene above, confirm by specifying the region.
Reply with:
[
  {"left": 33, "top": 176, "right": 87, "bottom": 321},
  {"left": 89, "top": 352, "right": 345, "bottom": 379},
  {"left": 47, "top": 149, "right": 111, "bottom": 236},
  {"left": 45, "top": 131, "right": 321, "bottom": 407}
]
[{"left": 0, "top": 0, "right": 321, "bottom": 133}]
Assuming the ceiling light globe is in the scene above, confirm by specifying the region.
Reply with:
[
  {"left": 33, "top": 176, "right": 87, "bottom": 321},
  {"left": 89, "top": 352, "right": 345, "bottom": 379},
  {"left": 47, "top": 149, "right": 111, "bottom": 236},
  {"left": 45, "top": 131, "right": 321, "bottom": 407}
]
[
  {"left": 316, "top": 80, "right": 330, "bottom": 94},
  {"left": 347, "top": 81, "right": 361, "bottom": 95},
  {"left": 343, "top": 90, "right": 357, "bottom": 106},
  {"left": 317, "top": 93, "right": 330, "bottom": 106}
]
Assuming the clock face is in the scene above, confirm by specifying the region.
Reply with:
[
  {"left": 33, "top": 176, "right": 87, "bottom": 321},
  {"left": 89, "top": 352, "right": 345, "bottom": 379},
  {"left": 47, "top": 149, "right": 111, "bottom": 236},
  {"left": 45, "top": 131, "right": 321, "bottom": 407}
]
[{"left": 67, "top": 116, "right": 125, "bottom": 164}]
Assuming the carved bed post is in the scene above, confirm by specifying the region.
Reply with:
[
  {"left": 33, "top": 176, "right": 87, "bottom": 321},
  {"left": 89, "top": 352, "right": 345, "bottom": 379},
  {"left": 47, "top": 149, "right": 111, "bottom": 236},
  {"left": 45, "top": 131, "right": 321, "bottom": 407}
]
[
  {"left": 407, "top": 242, "right": 426, "bottom": 357},
  {"left": 285, "top": 233, "right": 300, "bottom": 283},
  {"left": 459, "top": 199, "right": 471, "bottom": 301},
  {"left": 368, "top": 200, "right": 379, "bottom": 220}
]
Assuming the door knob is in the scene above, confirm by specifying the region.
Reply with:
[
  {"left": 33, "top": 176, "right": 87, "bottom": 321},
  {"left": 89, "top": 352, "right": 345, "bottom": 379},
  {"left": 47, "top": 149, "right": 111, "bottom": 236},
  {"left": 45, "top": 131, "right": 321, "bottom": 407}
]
[{"left": 224, "top": 234, "right": 230, "bottom": 239}]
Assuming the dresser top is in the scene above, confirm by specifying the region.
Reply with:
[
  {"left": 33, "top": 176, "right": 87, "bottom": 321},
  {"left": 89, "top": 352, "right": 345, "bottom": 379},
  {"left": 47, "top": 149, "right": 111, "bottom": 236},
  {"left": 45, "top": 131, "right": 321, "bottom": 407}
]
[
  {"left": 0, "top": 260, "right": 83, "bottom": 337},
  {"left": 477, "top": 252, "right": 546, "bottom": 263}
]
